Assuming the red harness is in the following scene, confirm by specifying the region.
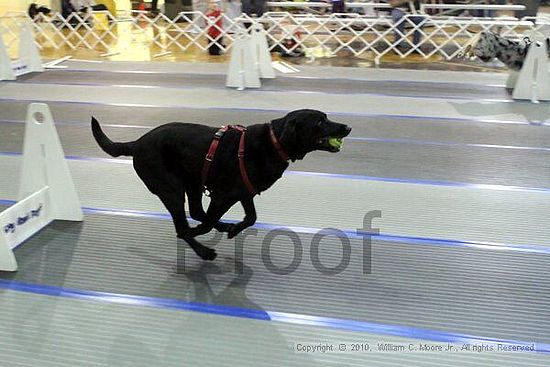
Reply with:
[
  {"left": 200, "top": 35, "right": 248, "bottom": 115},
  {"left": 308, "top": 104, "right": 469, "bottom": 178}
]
[{"left": 201, "top": 125, "right": 288, "bottom": 196}]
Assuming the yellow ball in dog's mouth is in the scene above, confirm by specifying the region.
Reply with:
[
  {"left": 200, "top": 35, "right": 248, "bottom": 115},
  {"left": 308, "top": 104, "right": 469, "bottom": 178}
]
[{"left": 328, "top": 137, "right": 343, "bottom": 150}]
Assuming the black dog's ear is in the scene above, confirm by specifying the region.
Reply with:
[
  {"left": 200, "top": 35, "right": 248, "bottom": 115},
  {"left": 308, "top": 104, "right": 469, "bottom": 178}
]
[
  {"left": 272, "top": 115, "right": 298, "bottom": 161},
  {"left": 280, "top": 117, "right": 297, "bottom": 153},
  {"left": 281, "top": 117, "right": 296, "bottom": 138}
]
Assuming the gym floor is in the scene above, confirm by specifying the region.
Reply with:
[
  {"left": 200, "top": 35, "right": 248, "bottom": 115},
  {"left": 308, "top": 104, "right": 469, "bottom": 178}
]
[
  {"left": 0, "top": 61, "right": 550, "bottom": 366},
  {"left": 0, "top": 41, "right": 550, "bottom": 366}
]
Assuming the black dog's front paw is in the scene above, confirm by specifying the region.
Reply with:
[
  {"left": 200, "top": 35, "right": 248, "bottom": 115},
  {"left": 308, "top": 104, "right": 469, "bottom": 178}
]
[
  {"left": 215, "top": 222, "right": 240, "bottom": 238},
  {"left": 227, "top": 225, "right": 240, "bottom": 239},
  {"left": 197, "top": 247, "right": 218, "bottom": 261},
  {"left": 215, "top": 222, "right": 232, "bottom": 233}
]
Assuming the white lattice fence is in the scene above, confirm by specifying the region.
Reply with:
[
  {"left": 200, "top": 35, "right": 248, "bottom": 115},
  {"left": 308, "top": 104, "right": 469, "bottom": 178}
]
[
  {"left": 1, "top": 11, "right": 546, "bottom": 64},
  {"left": 1, "top": 11, "right": 119, "bottom": 54}
]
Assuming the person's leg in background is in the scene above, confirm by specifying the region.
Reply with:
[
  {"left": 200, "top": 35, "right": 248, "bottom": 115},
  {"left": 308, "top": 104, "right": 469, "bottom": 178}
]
[
  {"left": 513, "top": 0, "right": 542, "bottom": 19},
  {"left": 242, "top": 0, "right": 252, "bottom": 15},
  {"left": 391, "top": 8, "right": 407, "bottom": 48},
  {"left": 410, "top": 15, "right": 426, "bottom": 47},
  {"left": 332, "top": 0, "right": 346, "bottom": 13},
  {"left": 483, "top": 0, "right": 506, "bottom": 17},
  {"left": 151, "top": 0, "right": 159, "bottom": 14},
  {"left": 62, "top": 0, "right": 75, "bottom": 18},
  {"left": 253, "top": 0, "right": 266, "bottom": 16}
]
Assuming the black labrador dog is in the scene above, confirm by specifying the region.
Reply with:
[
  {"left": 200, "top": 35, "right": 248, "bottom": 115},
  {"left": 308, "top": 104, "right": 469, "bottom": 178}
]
[{"left": 91, "top": 109, "right": 351, "bottom": 261}]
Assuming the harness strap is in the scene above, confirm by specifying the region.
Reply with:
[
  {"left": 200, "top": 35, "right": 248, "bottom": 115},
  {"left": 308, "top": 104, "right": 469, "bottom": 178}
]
[
  {"left": 202, "top": 125, "right": 257, "bottom": 196},
  {"left": 201, "top": 125, "right": 229, "bottom": 191},
  {"left": 269, "top": 125, "right": 289, "bottom": 162},
  {"left": 236, "top": 126, "right": 257, "bottom": 196}
]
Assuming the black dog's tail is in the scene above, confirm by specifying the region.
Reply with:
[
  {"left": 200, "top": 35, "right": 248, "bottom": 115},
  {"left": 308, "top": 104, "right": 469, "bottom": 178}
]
[{"left": 91, "top": 117, "right": 135, "bottom": 157}]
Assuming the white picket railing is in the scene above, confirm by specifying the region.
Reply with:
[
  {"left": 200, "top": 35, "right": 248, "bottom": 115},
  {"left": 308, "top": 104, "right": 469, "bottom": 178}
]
[{"left": 0, "top": 10, "right": 548, "bottom": 64}]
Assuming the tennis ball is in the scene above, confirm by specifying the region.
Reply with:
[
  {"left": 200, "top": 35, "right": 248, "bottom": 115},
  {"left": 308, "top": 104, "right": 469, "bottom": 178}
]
[{"left": 328, "top": 137, "right": 343, "bottom": 149}]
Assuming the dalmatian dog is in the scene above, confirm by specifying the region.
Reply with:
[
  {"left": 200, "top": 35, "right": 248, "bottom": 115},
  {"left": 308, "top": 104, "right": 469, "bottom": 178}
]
[{"left": 461, "top": 31, "right": 550, "bottom": 70}]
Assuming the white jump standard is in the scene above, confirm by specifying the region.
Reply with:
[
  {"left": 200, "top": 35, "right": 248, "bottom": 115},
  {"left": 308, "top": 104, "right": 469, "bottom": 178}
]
[
  {"left": 462, "top": 29, "right": 550, "bottom": 102},
  {"left": 0, "top": 20, "right": 44, "bottom": 81},
  {"left": 226, "top": 23, "right": 275, "bottom": 90},
  {"left": 0, "top": 103, "right": 83, "bottom": 272}
]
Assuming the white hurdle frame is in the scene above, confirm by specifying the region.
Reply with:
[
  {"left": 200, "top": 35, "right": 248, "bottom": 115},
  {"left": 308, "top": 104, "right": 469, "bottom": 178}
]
[
  {"left": 226, "top": 24, "right": 275, "bottom": 90},
  {"left": 509, "top": 26, "right": 550, "bottom": 102},
  {"left": 0, "top": 19, "right": 43, "bottom": 81},
  {"left": 0, "top": 103, "right": 83, "bottom": 272}
]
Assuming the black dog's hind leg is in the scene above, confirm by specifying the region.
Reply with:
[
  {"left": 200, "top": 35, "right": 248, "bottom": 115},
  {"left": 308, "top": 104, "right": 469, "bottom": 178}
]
[
  {"left": 164, "top": 189, "right": 217, "bottom": 261},
  {"left": 226, "top": 198, "right": 257, "bottom": 239},
  {"left": 134, "top": 163, "right": 217, "bottom": 261},
  {"left": 157, "top": 187, "right": 217, "bottom": 261}
]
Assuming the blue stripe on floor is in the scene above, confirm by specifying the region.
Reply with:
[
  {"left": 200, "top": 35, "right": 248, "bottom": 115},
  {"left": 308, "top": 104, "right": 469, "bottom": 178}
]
[
  {"left": 0, "top": 97, "right": 544, "bottom": 126},
  {"left": 2, "top": 118, "right": 549, "bottom": 152},
  {"left": 283, "top": 170, "right": 550, "bottom": 193},
  {"left": 0, "top": 279, "right": 548, "bottom": 353},
  {"left": 1, "top": 199, "right": 549, "bottom": 255},
  {"left": 1, "top": 151, "right": 549, "bottom": 193}
]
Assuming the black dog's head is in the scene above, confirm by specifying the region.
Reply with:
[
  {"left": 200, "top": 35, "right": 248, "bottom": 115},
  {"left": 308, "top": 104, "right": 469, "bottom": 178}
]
[{"left": 271, "top": 109, "right": 352, "bottom": 161}]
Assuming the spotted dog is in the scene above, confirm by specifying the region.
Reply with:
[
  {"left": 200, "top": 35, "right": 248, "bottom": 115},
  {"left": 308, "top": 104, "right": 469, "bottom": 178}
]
[{"left": 461, "top": 31, "right": 550, "bottom": 70}]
